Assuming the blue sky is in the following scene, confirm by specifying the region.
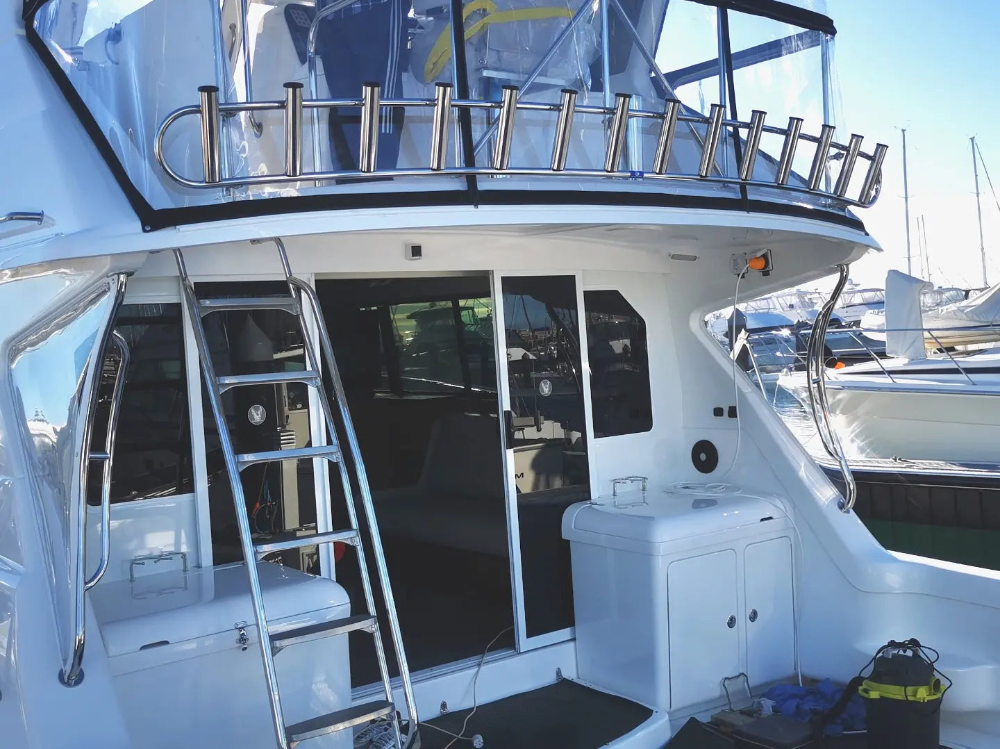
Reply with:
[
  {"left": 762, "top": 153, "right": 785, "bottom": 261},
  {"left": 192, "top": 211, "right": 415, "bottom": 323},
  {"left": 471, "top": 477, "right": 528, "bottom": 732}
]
[{"left": 832, "top": 0, "right": 1000, "bottom": 289}]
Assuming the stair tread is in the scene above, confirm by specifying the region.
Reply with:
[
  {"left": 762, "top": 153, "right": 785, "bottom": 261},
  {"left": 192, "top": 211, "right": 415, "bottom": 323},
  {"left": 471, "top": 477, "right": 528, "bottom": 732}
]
[
  {"left": 237, "top": 445, "right": 342, "bottom": 468},
  {"left": 271, "top": 614, "right": 378, "bottom": 649},
  {"left": 198, "top": 296, "right": 298, "bottom": 314},
  {"left": 255, "top": 528, "right": 358, "bottom": 555},
  {"left": 218, "top": 370, "right": 320, "bottom": 389},
  {"left": 287, "top": 699, "right": 394, "bottom": 744}
]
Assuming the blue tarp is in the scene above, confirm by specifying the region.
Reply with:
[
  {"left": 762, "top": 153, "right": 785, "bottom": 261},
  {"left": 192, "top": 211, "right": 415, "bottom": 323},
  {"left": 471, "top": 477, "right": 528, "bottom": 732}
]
[{"left": 761, "top": 679, "right": 866, "bottom": 736}]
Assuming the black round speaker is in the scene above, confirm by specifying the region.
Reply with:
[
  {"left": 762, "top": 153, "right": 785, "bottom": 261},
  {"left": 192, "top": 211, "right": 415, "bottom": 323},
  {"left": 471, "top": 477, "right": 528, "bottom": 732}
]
[{"left": 691, "top": 440, "right": 719, "bottom": 474}]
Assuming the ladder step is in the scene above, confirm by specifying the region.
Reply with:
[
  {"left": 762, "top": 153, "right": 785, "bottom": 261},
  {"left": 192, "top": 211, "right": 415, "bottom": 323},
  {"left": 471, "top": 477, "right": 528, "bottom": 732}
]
[
  {"left": 271, "top": 614, "right": 378, "bottom": 652},
  {"left": 218, "top": 370, "right": 320, "bottom": 391},
  {"left": 255, "top": 529, "right": 358, "bottom": 555},
  {"left": 237, "top": 444, "right": 342, "bottom": 470},
  {"left": 198, "top": 296, "right": 299, "bottom": 315},
  {"left": 287, "top": 700, "right": 395, "bottom": 745}
]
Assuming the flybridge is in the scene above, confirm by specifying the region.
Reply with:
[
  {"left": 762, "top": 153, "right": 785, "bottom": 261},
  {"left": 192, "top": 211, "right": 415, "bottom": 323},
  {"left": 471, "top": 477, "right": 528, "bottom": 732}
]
[{"left": 24, "top": 0, "right": 882, "bottom": 230}]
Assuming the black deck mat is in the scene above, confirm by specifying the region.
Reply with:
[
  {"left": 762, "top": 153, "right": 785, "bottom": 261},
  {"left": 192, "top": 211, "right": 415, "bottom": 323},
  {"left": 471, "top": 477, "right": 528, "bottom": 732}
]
[
  {"left": 419, "top": 679, "right": 654, "bottom": 749},
  {"left": 665, "top": 717, "right": 949, "bottom": 748}
]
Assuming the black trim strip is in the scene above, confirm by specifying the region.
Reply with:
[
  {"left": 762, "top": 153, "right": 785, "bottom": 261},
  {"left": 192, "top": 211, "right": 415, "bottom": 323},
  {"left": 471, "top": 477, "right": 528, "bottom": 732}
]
[
  {"left": 143, "top": 187, "right": 868, "bottom": 233},
  {"left": 24, "top": 4, "right": 156, "bottom": 230},
  {"left": 21, "top": 1, "right": 862, "bottom": 234},
  {"left": 448, "top": 0, "right": 479, "bottom": 202},
  {"left": 688, "top": 0, "right": 836, "bottom": 36}
]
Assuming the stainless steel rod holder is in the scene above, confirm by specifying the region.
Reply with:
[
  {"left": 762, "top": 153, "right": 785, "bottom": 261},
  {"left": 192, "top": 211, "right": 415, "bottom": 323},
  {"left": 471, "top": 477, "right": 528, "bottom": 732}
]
[
  {"left": 360, "top": 82, "right": 381, "bottom": 174},
  {"left": 430, "top": 82, "right": 453, "bottom": 171},
  {"left": 284, "top": 82, "right": 304, "bottom": 178},
  {"left": 198, "top": 85, "right": 222, "bottom": 184},
  {"left": 605, "top": 93, "right": 631, "bottom": 173},
  {"left": 859, "top": 143, "right": 888, "bottom": 204},
  {"left": 808, "top": 124, "right": 836, "bottom": 191},
  {"left": 834, "top": 133, "right": 863, "bottom": 197},
  {"left": 775, "top": 116, "right": 803, "bottom": 186},
  {"left": 0, "top": 211, "right": 44, "bottom": 225},
  {"left": 739, "top": 110, "right": 766, "bottom": 182},
  {"left": 551, "top": 88, "right": 578, "bottom": 172},
  {"left": 493, "top": 85, "right": 519, "bottom": 171},
  {"left": 652, "top": 99, "right": 680, "bottom": 175},
  {"left": 699, "top": 104, "right": 725, "bottom": 178}
]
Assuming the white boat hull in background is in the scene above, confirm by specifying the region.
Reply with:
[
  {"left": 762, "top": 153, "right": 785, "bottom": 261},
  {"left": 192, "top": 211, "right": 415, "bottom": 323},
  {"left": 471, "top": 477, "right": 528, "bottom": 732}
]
[{"left": 779, "top": 366, "right": 1000, "bottom": 464}]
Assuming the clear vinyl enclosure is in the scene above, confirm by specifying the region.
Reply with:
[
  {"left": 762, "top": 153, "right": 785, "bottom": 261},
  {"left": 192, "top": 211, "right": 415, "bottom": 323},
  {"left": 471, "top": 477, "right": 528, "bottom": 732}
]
[{"left": 31, "top": 0, "right": 855, "bottom": 216}]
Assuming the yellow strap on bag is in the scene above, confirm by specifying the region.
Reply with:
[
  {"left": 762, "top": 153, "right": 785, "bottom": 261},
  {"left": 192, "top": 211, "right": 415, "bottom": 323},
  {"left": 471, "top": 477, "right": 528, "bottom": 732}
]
[{"left": 425, "top": 1, "right": 575, "bottom": 81}]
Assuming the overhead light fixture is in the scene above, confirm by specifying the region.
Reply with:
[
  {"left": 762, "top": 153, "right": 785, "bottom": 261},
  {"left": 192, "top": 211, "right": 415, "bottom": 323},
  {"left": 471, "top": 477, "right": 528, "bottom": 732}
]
[{"left": 668, "top": 253, "right": 698, "bottom": 262}]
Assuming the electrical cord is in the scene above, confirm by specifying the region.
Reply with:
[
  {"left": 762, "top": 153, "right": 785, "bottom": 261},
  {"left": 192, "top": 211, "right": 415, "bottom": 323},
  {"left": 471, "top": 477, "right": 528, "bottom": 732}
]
[
  {"left": 720, "top": 261, "right": 751, "bottom": 479},
  {"left": 422, "top": 626, "right": 514, "bottom": 749}
]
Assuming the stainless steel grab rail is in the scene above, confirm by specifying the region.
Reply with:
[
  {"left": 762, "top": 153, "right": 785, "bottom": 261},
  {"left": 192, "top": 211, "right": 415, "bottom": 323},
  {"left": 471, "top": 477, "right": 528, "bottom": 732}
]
[
  {"left": 61, "top": 273, "right": 128, "bottom": 688},
  {"left": 84, "top": 330, "right": 130, "bottom": 591},
  {"left": 1, "top": 211, "right": 44, "bottom": 225},
  {"left": 804, "top": 264, "right": 856, "bottom": 513},
  {"left": 155, "top": 84, "right": 887, "bottom": 210}
]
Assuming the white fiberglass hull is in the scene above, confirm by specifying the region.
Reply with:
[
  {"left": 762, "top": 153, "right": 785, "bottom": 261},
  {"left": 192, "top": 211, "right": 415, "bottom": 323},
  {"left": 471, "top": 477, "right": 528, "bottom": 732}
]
[{"left": 779, "top": 361, "right": 1000, "bottom": 464}]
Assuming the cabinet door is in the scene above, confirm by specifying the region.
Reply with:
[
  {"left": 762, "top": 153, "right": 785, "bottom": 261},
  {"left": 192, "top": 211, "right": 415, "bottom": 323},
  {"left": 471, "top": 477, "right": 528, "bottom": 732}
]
[
  {"left": 744, "top": 537, "right": 795, "bottom": 687},
  {"left": 667, "top": 550, "right": 740, "bottom": 710}
]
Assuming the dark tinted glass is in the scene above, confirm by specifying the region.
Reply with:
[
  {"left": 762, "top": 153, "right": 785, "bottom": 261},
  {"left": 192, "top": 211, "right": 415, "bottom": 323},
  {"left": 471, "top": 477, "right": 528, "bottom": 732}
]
[
  {"left": 87, "top": 304, "right": 193, "bottom": 505},
  {"left": 585, "top": 290, "right": 653, "bottom": 437}
]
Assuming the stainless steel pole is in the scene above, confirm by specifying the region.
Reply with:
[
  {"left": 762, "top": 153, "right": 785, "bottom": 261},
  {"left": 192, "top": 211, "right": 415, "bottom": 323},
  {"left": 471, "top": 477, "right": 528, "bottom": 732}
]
[
  {"left": 973, "top": 136, "right": 988, "bottom": 286},
  {"left": 902, "top": 128, "right": 912, "bottom": 276}
]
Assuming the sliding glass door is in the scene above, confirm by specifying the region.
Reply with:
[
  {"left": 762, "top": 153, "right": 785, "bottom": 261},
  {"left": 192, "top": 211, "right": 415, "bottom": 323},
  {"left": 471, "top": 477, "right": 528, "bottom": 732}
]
[{"left": 493, "top": 272, "right": 593, "bottom": 649}]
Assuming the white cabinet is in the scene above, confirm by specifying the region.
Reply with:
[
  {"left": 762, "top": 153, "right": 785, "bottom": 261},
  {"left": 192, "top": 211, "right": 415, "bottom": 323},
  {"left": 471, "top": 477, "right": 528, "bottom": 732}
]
[
  {"left": 745, "top": 537, "right": 795, "bottom": 687},
  {"left": 667, "top": 550, "right": 741, "bottom": 710},
  {"left": 563, "top": 489, "right": 796, "bottom": 712}
]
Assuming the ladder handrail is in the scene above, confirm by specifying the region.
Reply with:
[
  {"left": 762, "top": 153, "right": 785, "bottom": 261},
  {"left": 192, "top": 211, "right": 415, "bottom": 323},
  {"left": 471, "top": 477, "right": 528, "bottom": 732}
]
[
  {"left": 85, "top": 330, "right": 130, "bottom": 591},
  {"left": 60, "top": 272, "right": 128, "bottom": 688},
  {"left": 279, "top": 254, "right": 420, "bottom": 739},
  {"left": 805, "top": 263, "right": 857, "bottom": 513},
  {"left": 174, "top": 249, "right": 290, "bottom": 749}
]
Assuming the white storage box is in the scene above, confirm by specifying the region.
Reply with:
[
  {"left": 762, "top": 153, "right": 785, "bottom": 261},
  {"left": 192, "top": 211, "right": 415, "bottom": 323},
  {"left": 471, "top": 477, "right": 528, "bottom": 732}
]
[
  {"left": 563, "top": 485, "right": 796, "bottom": 712},
  {"left": 91, "top": 562, "right": 354, "bottom": 749}
]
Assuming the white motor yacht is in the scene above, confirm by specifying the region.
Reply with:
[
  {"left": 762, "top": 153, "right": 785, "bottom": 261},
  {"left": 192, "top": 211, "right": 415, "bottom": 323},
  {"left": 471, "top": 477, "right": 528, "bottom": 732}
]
[
  {"left": 780, "top": 270, "right": 1000, "bottom": 464},
  {"left": 4, "top": 0, "right": 998, "bottom": 747}
]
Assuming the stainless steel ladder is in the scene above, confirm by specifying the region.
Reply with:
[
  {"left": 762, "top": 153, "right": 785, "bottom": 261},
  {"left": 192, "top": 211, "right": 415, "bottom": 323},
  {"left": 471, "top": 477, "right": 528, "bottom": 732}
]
[{"left": 174, "top": 241, "right": 418, "bottom": 749}]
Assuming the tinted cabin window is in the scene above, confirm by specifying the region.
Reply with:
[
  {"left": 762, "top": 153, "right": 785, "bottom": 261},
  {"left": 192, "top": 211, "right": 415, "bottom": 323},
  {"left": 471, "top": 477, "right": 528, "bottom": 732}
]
[
  {"left": 88, "top": 304, "right": 193, "bottom": 505},
  {"left": 584, "top": 290, "right": 653, "bottom": 437}
]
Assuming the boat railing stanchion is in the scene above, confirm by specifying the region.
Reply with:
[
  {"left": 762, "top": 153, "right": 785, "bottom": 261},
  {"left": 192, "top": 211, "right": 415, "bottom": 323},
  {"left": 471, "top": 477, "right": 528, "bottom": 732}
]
[
  {"left": 284, "top": 82, "right": 304, "bottom": 178},
  {"left": 834, "top": 133, "right": 864, "bottom": 197},
  {"left": 739, "top": 110, "right": 766, "bottom": 182},
  {"left": 651, "top": 98, "right": 680, "bottom": 175},
  {"left": 807, "top": 124, "right": 836, "bottom": 191},
  {"left": 699, "top": 104, "right": 725, "bottom": 178},
  {"left": 493, "top": 85, "right": 519, "bottom": 171},
  {"left": 926, "top": 328, "right": 978, "bottom": 385},
  {"left": 359, "top": 82, "right": 381, "bottom": 174},
  {"left": 429, "top": 82, "right": 453, "bottom": 172},
  {"left": 775, "top": 116, "right": 803, "bottom": 186},
  {"left": 850, "top": 328, "right": 897, "bottom": 383},
  {"left": 605, "top": 93, "right": 631, "bottom": 173},
  {"left": 198, "top": 85, "right": 222, "bottom": 184},
  {"left": 859, "top": 143, "right": 889, "bottom": 205},
  {"left": 550, "top": 89, "right": 578, "bottom": 172}
]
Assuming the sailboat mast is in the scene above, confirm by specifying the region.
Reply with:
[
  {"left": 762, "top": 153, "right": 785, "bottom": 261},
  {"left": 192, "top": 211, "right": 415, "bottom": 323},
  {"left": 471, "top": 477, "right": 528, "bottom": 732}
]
[
  {"left": 903, "top": 128, "right": 912, "bottom": 275},
  {"left": 972, "top": 136, "right": 988, "bottom": 286}
]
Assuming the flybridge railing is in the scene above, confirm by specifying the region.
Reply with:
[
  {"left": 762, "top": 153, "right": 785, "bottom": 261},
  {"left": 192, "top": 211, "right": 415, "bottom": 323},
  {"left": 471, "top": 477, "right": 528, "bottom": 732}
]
[{"left": 154, "top": 81, "right": 888, "bottom": 209}]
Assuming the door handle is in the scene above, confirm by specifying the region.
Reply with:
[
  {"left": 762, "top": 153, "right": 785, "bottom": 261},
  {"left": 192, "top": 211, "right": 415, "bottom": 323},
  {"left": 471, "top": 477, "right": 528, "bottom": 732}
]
[{"left": 503, "top": 409, "right": 515, "bottom": 446}]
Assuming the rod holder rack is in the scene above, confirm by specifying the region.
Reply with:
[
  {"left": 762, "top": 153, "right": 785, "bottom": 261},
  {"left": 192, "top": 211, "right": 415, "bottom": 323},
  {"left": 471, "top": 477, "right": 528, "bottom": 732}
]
[{"left": 155, "top": 83, "right": 888, "bottom": 209}]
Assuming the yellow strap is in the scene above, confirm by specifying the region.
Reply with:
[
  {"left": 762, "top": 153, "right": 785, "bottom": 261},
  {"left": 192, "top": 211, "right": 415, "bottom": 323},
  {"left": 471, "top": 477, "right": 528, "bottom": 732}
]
[{"left": 425, "top": 4, "right": 575, "bottom": 81}]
